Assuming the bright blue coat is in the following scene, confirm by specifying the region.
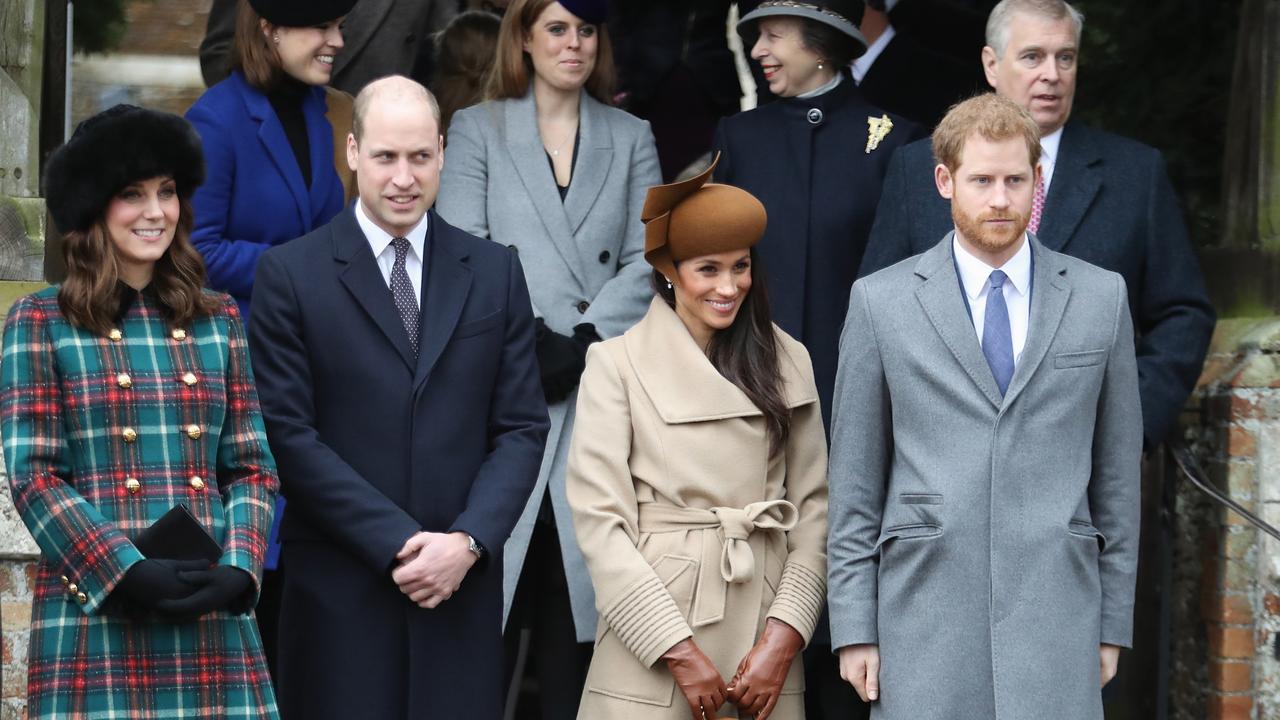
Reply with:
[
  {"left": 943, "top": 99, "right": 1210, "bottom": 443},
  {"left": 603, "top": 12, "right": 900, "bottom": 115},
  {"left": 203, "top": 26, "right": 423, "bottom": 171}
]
[{"left": 186, "top": 71, "right": 346, "bottom": 320}]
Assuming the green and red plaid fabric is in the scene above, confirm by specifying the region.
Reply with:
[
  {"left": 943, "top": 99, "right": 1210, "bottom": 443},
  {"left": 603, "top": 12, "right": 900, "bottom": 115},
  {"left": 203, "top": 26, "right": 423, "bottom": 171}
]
[{"left": 1, "top": 287, "right": 279, "bottom": 718}]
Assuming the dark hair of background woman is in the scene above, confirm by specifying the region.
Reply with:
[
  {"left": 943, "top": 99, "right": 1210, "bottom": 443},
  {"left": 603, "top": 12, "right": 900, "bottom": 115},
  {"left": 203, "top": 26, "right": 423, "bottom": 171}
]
[
  {"left": 434, "top": 10, "right": 503, "bottom": 136},
  {"left": 58, "top": 196, "right": 220, "bottom": 335},
  {"left": 486, "top": 0, "right": 617, "bottom": 104},
  {"left": 232, "top": 0, "right": 284, "bottom": 91},
  {"left": 800, "top": 18, "right": 859, "bottom": 69},
  {"left": 652, "top": 248, "right": 792, "bottom": 456}
]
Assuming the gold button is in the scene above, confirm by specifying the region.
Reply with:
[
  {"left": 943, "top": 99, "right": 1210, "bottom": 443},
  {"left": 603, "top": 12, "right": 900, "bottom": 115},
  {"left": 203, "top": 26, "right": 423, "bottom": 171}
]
[
  {"left": 116, "top": 373, "right": 132, "bottom": 388},
  {"left": 121, "top": 427, "right": 137, "bottom": 443},
  {"left": 125, "top": 478, "right": 141, "bottom": 494},
  {"left": 189, "top": 476, "right": 206, "bottom": 491},
  {"left": 171, "top": 328, "right": 187, "bottom": 341},
  {"left": 108, "top": 329, "right": 122, "bottom": 341},
  {"left": 182, "top": 372, "right": 198, "bottom": 386},
  {"left": 76, "top": 592, "right": 87, "bottom": 604},
  {"left": 59, "top": 575, "right": 69, "bottom": 587},
  {"left": 67, "top": 583, "right": 78, "bottom": 594},
  {"left": 185, "top": 424, "right": 202, "bottom": 439}
]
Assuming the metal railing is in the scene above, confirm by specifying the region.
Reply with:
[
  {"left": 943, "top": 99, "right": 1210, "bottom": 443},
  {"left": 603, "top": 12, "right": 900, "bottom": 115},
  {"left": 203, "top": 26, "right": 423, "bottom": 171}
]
[{"left": 1169, "top": 440, "right": 1280, "bottom": 542}]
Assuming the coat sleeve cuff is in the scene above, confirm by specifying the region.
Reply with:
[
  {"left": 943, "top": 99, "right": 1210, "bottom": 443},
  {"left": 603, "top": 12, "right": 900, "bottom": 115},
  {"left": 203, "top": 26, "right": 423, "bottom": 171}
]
[
  {"left": 82, "top": 545, "right": 146, "bottom": 616},
  {"left": 766, "top": 561, "right": 826, "bottom": 646},
  {"left": 1100, "top": 611, "right": 1133, "bottom": 649},
  {"left": 827, "top": 596, "right": 879, "bottom": 650},
  {"left": 601, "top": 573, "right": 693, "bottom": 668}
]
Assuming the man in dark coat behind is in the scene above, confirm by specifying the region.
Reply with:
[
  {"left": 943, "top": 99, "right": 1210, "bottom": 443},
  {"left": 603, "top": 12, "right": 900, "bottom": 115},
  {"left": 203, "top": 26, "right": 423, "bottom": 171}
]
[
  {"left": 859, "top": 0, "right": 1215, "bottom": 449},
  {"left": 248, "top": 75, "right": 548, "bottom": 719}
]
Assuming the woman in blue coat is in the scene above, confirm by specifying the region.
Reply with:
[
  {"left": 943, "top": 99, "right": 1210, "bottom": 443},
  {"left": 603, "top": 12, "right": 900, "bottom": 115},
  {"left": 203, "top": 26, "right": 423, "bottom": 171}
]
[
  {"left": 186, "top": 0, "right": 353, "bottom": 319},
  {"left": 184, "top": 0, "right": 354, "bottom": 678}
]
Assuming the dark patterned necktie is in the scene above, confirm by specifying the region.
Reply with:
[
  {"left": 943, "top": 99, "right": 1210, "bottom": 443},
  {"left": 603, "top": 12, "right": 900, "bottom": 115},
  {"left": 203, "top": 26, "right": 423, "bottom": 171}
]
[{"left": 390, "top": 237, "right": 419, "bottom": 357}]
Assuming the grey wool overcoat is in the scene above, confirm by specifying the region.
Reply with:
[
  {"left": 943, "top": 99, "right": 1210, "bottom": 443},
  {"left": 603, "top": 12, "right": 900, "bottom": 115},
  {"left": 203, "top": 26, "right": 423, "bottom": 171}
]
[
  {"left": 568, "top": 298, "right": 828, "bottom": 719},
  {"left": 826, "top": 235, "right": 1142, "bottom": 720},
  {"left": 437, "top": 88, "right": 660, "bottom": 641}
]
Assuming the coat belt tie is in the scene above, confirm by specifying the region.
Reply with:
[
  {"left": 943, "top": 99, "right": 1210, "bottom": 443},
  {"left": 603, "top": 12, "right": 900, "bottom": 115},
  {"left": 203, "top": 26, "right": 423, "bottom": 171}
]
[{"left": 636, "top": 500, "right": 799, "bottom": 627}]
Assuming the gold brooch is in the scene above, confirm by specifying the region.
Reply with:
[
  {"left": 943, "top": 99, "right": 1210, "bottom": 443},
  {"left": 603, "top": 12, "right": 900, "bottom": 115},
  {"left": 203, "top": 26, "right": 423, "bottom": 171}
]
[{"left": 866, "top": 114, "right": 894, "bottom": 154}]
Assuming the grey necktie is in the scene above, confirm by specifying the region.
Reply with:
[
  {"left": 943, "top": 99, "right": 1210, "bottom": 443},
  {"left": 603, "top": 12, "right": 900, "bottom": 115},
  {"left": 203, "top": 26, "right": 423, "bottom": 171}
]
[
  {"left": 982, "top": 270, "right": 1014, "bottom": 395},
  {"left": 390, "top": 236, "right": 419, "bottom": 357}
]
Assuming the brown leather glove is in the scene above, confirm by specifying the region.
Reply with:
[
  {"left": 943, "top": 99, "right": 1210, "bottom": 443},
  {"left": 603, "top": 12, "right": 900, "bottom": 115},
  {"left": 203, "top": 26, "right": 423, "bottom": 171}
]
[
  {"left": 662, "top": 638, "right": 729, "bottom": 719},
  {"left": 726, "top": 618, "right": 805, "bottom": 719}
]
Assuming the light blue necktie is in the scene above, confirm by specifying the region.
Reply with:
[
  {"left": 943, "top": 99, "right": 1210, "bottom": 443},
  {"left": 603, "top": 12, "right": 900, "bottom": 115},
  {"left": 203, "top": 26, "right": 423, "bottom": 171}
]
[{"left": 983, "top": 270, "right": 1014, "bottom": 395}]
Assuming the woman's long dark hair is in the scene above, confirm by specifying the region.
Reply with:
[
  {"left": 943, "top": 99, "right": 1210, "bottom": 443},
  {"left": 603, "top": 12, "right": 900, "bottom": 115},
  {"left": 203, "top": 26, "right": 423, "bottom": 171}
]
[
  {"left": 58, "top": 196, "right": 220, "bottom": 335},
  {"left": 654, "top": 248, "right": 792, "bottom": 456}
]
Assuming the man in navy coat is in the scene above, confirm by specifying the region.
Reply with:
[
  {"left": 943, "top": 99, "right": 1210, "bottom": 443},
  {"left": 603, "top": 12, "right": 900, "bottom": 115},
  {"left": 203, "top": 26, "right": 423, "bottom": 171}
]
[
  {"left": 248, "top": 75, "right": 548, "bottom": 719},
  {"left": 859, "top": 0, "right": 1214, "bottom": 449}
]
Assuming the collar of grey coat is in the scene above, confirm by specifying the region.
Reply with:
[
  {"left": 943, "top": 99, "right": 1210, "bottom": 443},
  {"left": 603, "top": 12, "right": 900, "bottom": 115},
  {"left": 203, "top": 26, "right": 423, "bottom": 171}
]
[
  {"left": 504, "top": 88, "right": 613, "bottom": 287},
  {"left": 622, "top": 296, "right": 818, "bottom": 424},
  {"left": 911, "top": 232, "right": 1071, "bottom": 410}
]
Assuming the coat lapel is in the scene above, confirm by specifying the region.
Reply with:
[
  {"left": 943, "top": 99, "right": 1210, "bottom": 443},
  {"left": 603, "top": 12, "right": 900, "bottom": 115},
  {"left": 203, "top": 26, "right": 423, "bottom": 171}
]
[
  {"left": 1001, "top": 239, "right": 1071, "bottom": 408},
  {"left": 413, "top": 213, "right": 472, "bottom": 393},
  {"left": 333, "top": 208, "right": 416, "bottom": 371},
  {"left": 913, "top": 236, "right": 1004, "bottom": 408},
  {"left": 1037, "top": 122, "right": 1101, "bottom": 252},
  {"left": 504, "top": 92, "right": 589, "bottom": 285},
  {"left": 241, "top": 79, "right": 311, "bottom": 227},
  {"left": 624, "top": 298, "right": 816, "bottom": 424},
  {"left": 303, "top": 86, "right": 339, "bottom": 221},
  {"left": 563, "top": 94, "right": 612, "bottom": 236}
]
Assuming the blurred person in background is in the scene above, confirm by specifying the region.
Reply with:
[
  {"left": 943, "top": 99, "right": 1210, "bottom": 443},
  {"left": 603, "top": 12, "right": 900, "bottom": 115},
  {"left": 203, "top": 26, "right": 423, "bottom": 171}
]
[{"left": 432, "top": 10, "right": 503, "bottom": 139}]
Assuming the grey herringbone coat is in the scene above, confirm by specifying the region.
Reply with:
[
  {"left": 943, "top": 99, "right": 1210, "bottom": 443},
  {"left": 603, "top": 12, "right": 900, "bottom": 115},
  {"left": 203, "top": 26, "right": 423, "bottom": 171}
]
[
  {"left": 827, "top": 235, "right": 1142, "bottom": 720},
  {"left": 437, "top": 88, "right": 660, "bottom": 641}
]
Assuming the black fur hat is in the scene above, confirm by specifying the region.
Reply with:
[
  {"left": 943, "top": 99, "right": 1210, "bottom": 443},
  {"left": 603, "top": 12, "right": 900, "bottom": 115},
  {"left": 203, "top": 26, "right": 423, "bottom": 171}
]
[
  {"left": 248, "top": 0, "right": 357, "bottom": 27},
  {"left": 43, "top": 104, "right": 205, "bottom": 235}
]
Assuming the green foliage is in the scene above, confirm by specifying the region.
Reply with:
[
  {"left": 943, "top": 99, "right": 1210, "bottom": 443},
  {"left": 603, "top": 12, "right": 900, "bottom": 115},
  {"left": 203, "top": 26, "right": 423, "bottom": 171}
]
[
  {"left": 72, "top": 0, "right": 131, "bottom": 55},
  {"left": 1070, "top": 0, "right": 1243, "bottom": 246}
]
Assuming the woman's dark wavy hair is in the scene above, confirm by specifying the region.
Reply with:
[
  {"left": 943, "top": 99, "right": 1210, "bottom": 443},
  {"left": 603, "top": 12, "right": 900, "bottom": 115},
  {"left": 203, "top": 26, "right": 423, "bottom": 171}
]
[
  {"left": 653, "top": 247, "right": 791, "bottom": 456},
  {"left": 58, "top": 195, "right": 220, "bottom": 334}
]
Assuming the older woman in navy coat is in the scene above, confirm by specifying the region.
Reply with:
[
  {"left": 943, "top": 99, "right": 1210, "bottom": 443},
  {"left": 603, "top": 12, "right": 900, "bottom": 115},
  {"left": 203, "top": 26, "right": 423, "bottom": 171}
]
[
  {"left": 186, "top": 0, "right": 352, "bottom": 319},
  {"left": 714, "top": 0, "right": 920, "bottom": 429},
  {"left": 713, "top": 2, "right": 920, "bottom": 718}
]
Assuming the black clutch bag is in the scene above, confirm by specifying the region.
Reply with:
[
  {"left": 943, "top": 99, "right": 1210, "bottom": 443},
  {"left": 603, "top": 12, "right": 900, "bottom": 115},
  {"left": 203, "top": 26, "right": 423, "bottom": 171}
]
[{"left": 134, "top": 504, "right": 222, "bottom": 563}]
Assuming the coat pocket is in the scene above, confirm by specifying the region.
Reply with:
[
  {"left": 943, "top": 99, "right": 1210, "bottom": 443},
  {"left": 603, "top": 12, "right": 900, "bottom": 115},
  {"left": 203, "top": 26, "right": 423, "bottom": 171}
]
[
  {"left": 898, "top": 493, "right": 943, "bottom": 505},
  {"left": 1068, "top": 520, "right": 1108, "bottom": 552},
  {"left": 453, "top": 310, "right": 503, "bottom": 339},
  {"left": 875, "top": 523, "right": 943, "bottom": 551},
  {"left": 1054, "top": 349, "right": 1106, "bottom": 369},
  {"left": 584, "top": 554, "right": 699, "bottom": 707}
]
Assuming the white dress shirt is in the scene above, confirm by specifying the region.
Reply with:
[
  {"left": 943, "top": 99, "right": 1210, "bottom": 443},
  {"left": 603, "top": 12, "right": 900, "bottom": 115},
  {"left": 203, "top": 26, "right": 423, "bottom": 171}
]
[
  {"left": 1039, "top": 127, "right": 1063, "bottom": 196},
  {"left": 851, "top": 25, "right": 896, "bottom": 83},
  {"left": 953, "top": 235, "right": 1032, "bottom": 365},
  {"left": 356, "top": 200, "right": 428, "bottom": 306}
]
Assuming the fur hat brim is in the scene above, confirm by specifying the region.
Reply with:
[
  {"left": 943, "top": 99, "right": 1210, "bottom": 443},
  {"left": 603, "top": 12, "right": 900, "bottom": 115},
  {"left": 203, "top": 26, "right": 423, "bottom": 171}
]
[{"left": 43, "top": 104, "right": 205, "bottom": 235}]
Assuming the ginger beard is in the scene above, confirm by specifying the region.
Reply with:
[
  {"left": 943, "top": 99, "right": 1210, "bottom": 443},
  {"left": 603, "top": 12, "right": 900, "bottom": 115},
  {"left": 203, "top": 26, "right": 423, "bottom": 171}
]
[{"left": 951, "top": 201, "right": 1029, "bottom": 255}]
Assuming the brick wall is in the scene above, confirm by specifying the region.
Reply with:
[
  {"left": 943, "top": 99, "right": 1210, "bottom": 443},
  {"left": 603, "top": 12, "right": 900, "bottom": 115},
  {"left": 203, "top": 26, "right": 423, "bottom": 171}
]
[{"left": 1177, "top": 319, "right": 1280, "bottom": 719}]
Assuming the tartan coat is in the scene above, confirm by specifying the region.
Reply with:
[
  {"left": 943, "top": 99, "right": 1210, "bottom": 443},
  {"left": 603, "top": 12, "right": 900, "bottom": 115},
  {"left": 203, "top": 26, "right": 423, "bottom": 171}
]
[{"left": 0, "top": 286, "right": 279, "bottom": 719}]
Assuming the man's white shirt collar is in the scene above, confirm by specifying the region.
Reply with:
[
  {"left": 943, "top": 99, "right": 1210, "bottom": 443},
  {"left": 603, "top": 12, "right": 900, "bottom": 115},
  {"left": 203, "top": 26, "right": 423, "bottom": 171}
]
[
  {"left": 852, "top": 25, "right": 896, "bottom": 83},
  {"left": 356, "top": 200, "right": 428, "bottom": 263},
  {"left": 1039, "top": 126, "right": 1064, "bottom": 193},
  {"left": 954, "top": 233, "right": 1032, "bottom": 302}
]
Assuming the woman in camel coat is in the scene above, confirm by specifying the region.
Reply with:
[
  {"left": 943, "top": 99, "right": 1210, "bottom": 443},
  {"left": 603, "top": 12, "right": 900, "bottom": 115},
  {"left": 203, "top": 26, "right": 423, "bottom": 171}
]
[{"left": 567, "top": 158, "right": 828, "bottom": 720}]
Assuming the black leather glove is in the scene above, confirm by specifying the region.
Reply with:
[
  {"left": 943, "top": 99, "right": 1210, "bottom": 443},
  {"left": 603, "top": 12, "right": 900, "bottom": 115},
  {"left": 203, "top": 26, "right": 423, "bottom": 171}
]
[
  {"left": 154, "top": 566, "right": 255, "bottom": 618},
  {"left": 113, "top": 558, "right": 209, "bottom": 610},
  {"left": 535, "top": 318, "right": 588, "bottom": 403}
]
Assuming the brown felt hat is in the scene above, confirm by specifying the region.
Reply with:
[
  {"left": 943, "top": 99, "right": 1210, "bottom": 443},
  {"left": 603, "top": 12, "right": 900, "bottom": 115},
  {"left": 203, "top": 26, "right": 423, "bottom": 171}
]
[{"left": 642, "top": 154, "right": 767, "bottom": 282}]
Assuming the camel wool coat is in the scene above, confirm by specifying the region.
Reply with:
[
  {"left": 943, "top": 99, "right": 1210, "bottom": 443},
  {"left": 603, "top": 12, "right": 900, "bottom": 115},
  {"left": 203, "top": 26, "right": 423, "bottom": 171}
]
[{"left": 567, "top": 298, "right": 829, "bottom": 719}]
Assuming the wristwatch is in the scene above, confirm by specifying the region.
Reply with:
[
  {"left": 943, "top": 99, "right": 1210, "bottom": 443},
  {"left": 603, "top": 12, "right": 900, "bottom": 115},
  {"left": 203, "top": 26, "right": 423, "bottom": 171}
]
[{"left": 467, "top": 534, "right": 485, "bottom": 559}]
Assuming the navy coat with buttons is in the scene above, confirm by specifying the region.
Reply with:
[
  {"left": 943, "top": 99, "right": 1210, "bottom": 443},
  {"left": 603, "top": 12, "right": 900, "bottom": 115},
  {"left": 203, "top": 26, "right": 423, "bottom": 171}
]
[
  {"left": 713, "top": 77, "right": 922, "bottom": 428},
  {"left": 248, "top": 208, "right": 549, "bottom": 719}
]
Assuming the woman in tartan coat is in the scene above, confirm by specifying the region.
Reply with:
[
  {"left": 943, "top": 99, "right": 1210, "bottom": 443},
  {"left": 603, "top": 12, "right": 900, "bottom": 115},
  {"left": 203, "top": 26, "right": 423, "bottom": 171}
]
[{"left": 0, "top": 105, "right": 279, "bottom": 718}]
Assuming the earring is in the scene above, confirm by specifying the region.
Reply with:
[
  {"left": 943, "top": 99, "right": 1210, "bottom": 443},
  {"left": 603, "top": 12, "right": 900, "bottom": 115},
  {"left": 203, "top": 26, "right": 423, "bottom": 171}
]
[
  {"left": 817, "top": 61, "right": 825, "bottom": 69},
  {"left": 665, "top": 279, "right": 673, "bottom": 291},
  {"left": 273, "top": 33, "right": 280, "bottom": 43}
]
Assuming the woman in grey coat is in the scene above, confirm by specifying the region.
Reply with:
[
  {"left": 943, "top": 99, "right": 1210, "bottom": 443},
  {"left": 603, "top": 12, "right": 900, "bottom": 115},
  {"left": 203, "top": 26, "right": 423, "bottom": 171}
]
[{"left": 435, "top": 0, "right": 659, "bottom": 716}]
